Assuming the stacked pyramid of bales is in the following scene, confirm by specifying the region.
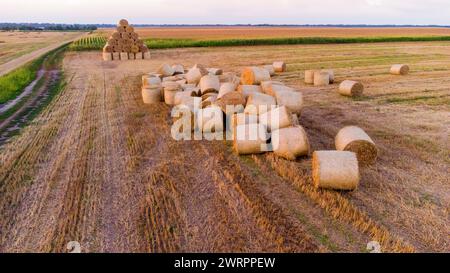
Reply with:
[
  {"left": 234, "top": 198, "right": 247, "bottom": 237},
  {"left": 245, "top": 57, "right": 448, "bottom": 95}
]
[{"left": 102, "top": 19, "right": 150, "bottom": 61}]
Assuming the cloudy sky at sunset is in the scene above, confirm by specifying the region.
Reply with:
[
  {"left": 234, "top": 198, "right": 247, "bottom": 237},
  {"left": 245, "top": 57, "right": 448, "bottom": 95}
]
[{"left": 2, "top": 0, "right": 450, "bottom": 25}]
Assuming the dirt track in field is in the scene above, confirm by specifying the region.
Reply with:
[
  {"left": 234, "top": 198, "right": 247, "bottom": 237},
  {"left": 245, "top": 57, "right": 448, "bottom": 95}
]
[{"left": 0, "top": 42, "right": 449, "bottom": 253}]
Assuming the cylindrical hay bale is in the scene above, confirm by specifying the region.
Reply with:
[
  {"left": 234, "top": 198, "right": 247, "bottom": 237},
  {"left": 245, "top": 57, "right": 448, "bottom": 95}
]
[
  {"left": 174, "top": 92, "right": 193, "bottom": 106},
  {"left": 125, "top": 25, "right": 134, "bottom": 33},
  {"left": 322, "top": 69, "right": 334, "bottom": 83},
  {"left": 241, "top": 67, "right": 271, "bottom": 85},
  {"left": 131, "top": 45, "right": 140, "bottom": 53},
  {"left": 158, "top": 64, "right": 175, "bottom": 77},
  {"left": 335, "top": 126, "right": 378, "bottom": 165},
  {"left": 218, "top": 83, "right": 237, "bottom": 99},
  {"left": 215, "top": 91, "right": 246, "bottom": 114},
  {"left": 272, "top": 126, "right": 310, "bottom": 160},
  {"left": 267, "top": 83, "right": 294, "bottom": 98},
  {"left": 199, "top": 75, "right": 220, "bottom": 95},
  {"left": 142, "top": 76, "right": 162, "bottom": 88},
  {"left": 143, "top": 51, "right": 151, "bottom": 60},
  {"left": 128, "top": 53, "right": 135, "bottom": 60},
  {"left": 135, "top": 52, "right": 143, "bottom": 60},
  {"left": 197, "top": 106, "right": 224, "bottom": 133},
  {"left": 234, "top": 123, "right": 269, "bottom": 155},
  {"left": 118, "top": 19, "right": 129, "bottom": 27},
  {"left": 142, "top": 87, "right": 162, "bottom": 104},
  {"left": 262, "top": 65, "right": 276, "bottom": 76},
  {"left": 112, "top": 32, "right": 121, "bottom": 40},
  {"left": 390, "top": 64, "right": 409, "bottom": 75},
  {"left": 172, "top": 64, "right": 185, "bottom": 75},
  {"left": 314, "top": 71, "right": 330, "bottom": 86},
  {"left": 219, "top": 72, "right": 237, "bottom": 83},
  {"left": 237, "top": 85, "right": 263, "bottom": 99},
  {"left": 275, "top": 90, "right": 303, "bottom": 115},
  {"left": 207, "top": 68, "right": 223, "bottom": 75},
  {"left": 304, "top": 70, "right": 317, "bottom": 84},
  {"left": 186, "top": 68, "right": 203, "bottom": 84},
  {"left": 244, "top": 93, "right": 277, "bottom": 115},
  {"left": 162, "top": 81, "right": 181, "bottom": 91},
  {"left": 117, "top": 26, "right": 126, "bottom": 33},
  {"left": 102, "top": 52, "right": 113, "bottom": 61},
  {"left": 164, "top": 89, "right": 181, "bottom": 106},
  {"left": 259, "top": 106, "right": 293, "bottom": 132},
  {"left": 312, "top": 151, "right": 360, "bottom": 191},
  {"left": 338, "top": 80, "right": 364, "bottom": 97},
  {"left": 120, "top": 52, "right": 129, "bottom": 61},
  {"left": 261, "top": 81, "right": 284, "bottom": 95},
  {"left": 273, "top": 61, "right": 286, "bottom": 73}
]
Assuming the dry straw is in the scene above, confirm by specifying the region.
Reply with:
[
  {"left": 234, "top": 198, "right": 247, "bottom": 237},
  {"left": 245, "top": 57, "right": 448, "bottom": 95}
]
[
  {"left": 259, "top": 106, "right": 293, "bottom": 132},
  {"left": 233, "top": 123, "right": 269, "bottom": 155},
  {"left": 314, "top": 71, "right": 330, "bottom": 86},
  {"left": 142, "top": 87, "right": 162, "bottom": 104},
  {"left": 338, "top": 80, "right": 364, "bottom": 97},
  {"left": 304, "top": 70, "right": 317, "bottom": 84},
  {"left": 215, "top": 91, "right": 246, "bottom": 113},
  {"left": 273, "top": 61, "right": 287, "bottom": 72},
  {"left": 275, "top": 90, "right": 303, "bottom": 115},
  {"left": 312, "top": 151, "right": 360, "bottom": 191},
  {"left": 241, "top": 67, "right": 271, "bottom": 85},
  {"left": 390, "top": 64, "right": 410, "bottom": 75},
  {"left": 199, "top": 75, "right": 220, "bottom": 94},
  {"left": 272, "top": 126, "right": 310, "bottom": 161},
  {"left": 335, "top": 126, "right": 378, "bottom": 165}
]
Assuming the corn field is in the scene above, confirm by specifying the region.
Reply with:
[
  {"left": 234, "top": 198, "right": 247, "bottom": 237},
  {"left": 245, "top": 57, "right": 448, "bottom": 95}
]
[{"left": 69, "top": 36, "right": 107, "bottom": 51}]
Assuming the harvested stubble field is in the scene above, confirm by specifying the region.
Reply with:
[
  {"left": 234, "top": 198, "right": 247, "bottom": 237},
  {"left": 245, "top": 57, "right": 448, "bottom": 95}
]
[{"left": 0, "top": 41, "right": 449, "bottom": 253}]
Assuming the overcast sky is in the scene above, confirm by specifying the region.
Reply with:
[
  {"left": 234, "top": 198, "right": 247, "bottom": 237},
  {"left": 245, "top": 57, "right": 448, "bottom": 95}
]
[{"left": 2, "top": 0, "right": 450, "bottom": 25}]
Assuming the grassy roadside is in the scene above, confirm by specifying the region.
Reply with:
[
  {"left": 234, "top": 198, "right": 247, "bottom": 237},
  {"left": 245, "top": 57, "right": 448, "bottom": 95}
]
[{"left": 68, "top": 35, "right": 450, "bottom": 51}]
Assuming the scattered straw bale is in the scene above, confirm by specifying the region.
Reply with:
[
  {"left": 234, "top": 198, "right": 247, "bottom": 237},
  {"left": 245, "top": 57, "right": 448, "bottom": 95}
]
[
  {"left": 314, "top": 71, "right": 330, "bottom": 86},
  {"left": 197, "top": 106, "right": 224, "bottom": 133},
  {"left": 172, "top": 64, "right": 185, "bottom": 75},
  {"left": 102, "top": 52, "right": 113, "bottom": 61},
  {"left": 322, "top": 69, "right": 334, "bottom": 83},
  {"left": 238, "top": 85, "right": 263, "bottom": 99},
  {"left": 128, "top": 53, "right": 135, "bottom": 60},
  {"left": 259, "top": 106, "right": 293, "bottom": 132},
  {"left": 199, "top": 75, "right": 220, "bottom": 95},
  {"left": 208, "top": 68, "right": 223, "bottom": 75},
  {"left": 174, "top": 92, "right": 193, "bottom": 106},
  {"left": 241, "top": 67, "right": 271, "bottom": 85},
  {"left": 262, "top": 65, "right": 276, "bottom": 76},
  {"left": 112, "top": 52, "right": 120, "bottom": 61},
  {"left": 260, "top": 81, "right": 284, "bottom": 96},
  {"left": 186, "top": 68, "right": 204, "bottom": 84},
  {"left": 272, "top": 126, "right": 310, "bottom": 160},
  {"left": 244, "top": 93, "right": 277, "bottom": 115},
  {"left": 233, "top": 123, "right": 269, "bottom": 155},
  {"left": 338, "top": 80, "right": 364, "bottom": 97},
  {"left": 268, "top": 84, "right": 295, "bottom": 98},
  {"left": 158, "top": 64, "right": 175, "bottom": 77},
  {"left": 162, "top": 81, "right": 181, "bottom": 91},
  {"left": 118, "top": 19, "right": 129, "bottom": 26},
  {"left": 304, "top": 70, "right": 317, "bottom": 84},
  {"left": 275, "top": 90, "right": 303, "bottom": 115},
  {"left": 142, "top": 76, "right": 162, "bottom": 88},
  {"left": 390, "top": 64, "right": 409, "bottom": 75},
  {"left": 143, "top": 52, "right": 151, "bottom": 60},
  {"left": 218, "top": 83, "right": 237, "bottom": 99},
  {"left": 335, "top": 126, "right": 378, "bottom": 165},
  {"left": 142, "top": 87, "right": 162, "bottom": 104},
  {"left": 164, "top": 89, "right": 181, "bottom": 106},
  {"left": 135, "top": 52, "right": 143, "bottom": 60},
  {"left": 215, "top": 91, "right": 246, "bottom": 114},
  {"left": 312, "top": 151, "right": 360, "bottom": 191},
  {"left": 273, "top": 61, "right": 287, "bottom": 72}
]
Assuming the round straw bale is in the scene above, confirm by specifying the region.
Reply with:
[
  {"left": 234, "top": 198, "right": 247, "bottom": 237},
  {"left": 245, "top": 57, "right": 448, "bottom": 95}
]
[
  {"left": 335, "top": 126, "right": 378, "bottom": 165},
  {"left": 238, "top": 85, "right": 263, "bottom": 99},
  {"left": 233, "top": 123, "right": 269, "bottom": 155},
  {"left": 259, "top": 106, "right": 293, "bottom": 132},
  {"left": 112, "top": 52, "right": 120, "bottom": 61},
  {"left": 131, "top": 45, "right": 140, "bottom": 53},
  {"left": 312, "top": 151, "right": 360, "bottom": 191},
  {"left": 162, "top": 81, "right": 181, "bottom": 91},
  {"left": 241, "top": 67, "right": 271, "bottom": 85},
  {"left": 260, "top": 81, "right": 284, "bottom": 95},
  {"left": 135, "top": 52, "right": 143, "bottom": 60},
  {"left": 244, "top": 93, "right": 277, "bottom": 115},
  {"left": 172, "top": 64, "right": 185, "bottom": 75},
  {"left": 142, "top": 87, "right": 162, "bottom": 104},
  {"left": 118, "top": 19, "right": 129, "bottom": 27},
  {"left": 390, "top": 64, "right": 409, "bottom": 75},
  {"left": 128, "top": 53, "right": 135, "bottom": 60},
  {"left": 207, "top": 68, "right": 223, "bottom": 75},
  {"left": 199, "top": 75, "right": 220, "bottom": 95},
  {"left": 197, "top": 106, "right": 224, "bottom": 133},
  {"left": 125, "top": 25, "right": 134, "bottom": 33},
  {"left": 314, "top": 71, "right": 330, "bottom": 86},
  {"left": 215, "top": 92, "right": 246, "bottom": 114},
  {"left": 268, "top": 84, "right": 295, "bottom": 98},
  {"left": 174, "top": 91, "right": 193, "bottom": 106},
  {"left": 218, "top": 83, "right": 237, "bottom": 99},
  {"left": 275, "top": 90, "right": 303, "bottom": 115},
  {"left": 272, "top": 126, "right": 310, "bottom": 160},
  {"left": 120, "top": 52, "right": 129, "bottom": 61},
  {"left": 304, "top": 70, "right": 317, "bottom": 84},
  {"left": 143, "top": 51, "right": 151, "bottom": 60},
  {"left": 262, "top": 65, "right": 275, "bottom": 76},
  {"left": 112, "top": 32, "right": 121, "bottom": 40},
  {"left": 176, "top": 79, "right": 187, "bottom": 86},
  {"left": 142, "top": 76, "right": 162, "bottom": 88},
  {"left": 338, "top": 80, "right": 364, "bottom": 97},
  {"left": 102, "top": 52, "right": 113, "bottom": 61},
  {"left": 322, "top": 69, "right": 334, "bottom": 83},
  {"left": 164, "top": 89, "right": 181, "bottom": 105},
  {"left": 186, "top": 68, "right": 203, "bottom": 84},
  {"left": 158, "top": 64, "right": 175, "bottom": 77},
  {"left": 117, "top": 26, "right": 126, "bottom": 33},
  {"left": 273, "top": 61, "right": 287, "bottom": 73},
  {"left": 219, "top": 72, "right": 237, "bottom": 83}
]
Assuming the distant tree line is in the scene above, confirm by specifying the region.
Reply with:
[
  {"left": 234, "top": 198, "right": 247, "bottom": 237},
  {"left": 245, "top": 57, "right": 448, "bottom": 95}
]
[{"left": 0, "top": 23, "right": 97, "bottom": 31}]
